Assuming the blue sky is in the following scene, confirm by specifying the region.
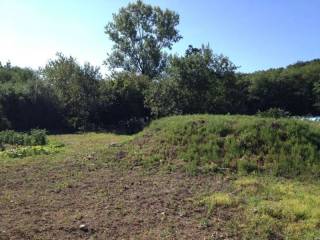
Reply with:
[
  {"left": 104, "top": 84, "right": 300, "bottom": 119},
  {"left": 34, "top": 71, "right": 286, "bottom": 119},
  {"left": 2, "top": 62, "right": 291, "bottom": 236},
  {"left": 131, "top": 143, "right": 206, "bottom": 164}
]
[{"left": 0, "top": 0, "right": 319, "bottom": 74}]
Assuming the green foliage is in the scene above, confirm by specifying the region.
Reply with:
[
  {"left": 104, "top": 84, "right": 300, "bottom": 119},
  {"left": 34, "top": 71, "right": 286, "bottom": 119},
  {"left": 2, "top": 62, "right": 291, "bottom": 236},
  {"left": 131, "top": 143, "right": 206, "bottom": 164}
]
[
  {"left": 0, "top": 63, "right": 63, "bottom": 130},
  {"left": 0, "top": 143, "right": 63, "bottom": 158},
  {"left": 99, "top": 72, "right": 150, "bottom": 132},
  {"left": 0, "top": 129, "right": 47, "bottom": 146},
  {"left": 257, "top": 107, "right": 291, "bottom": 118},
  {"left": 127, "top": 115, "right": 320, "bottom": 177},
  {"left": 145, "top": 45, "right": 248, "bottom": 117},
  {"left": 29, "top": 129, "right": 47, "bottom": 145},
  {"left": 105, "top": 0, "right": 181, "bottom": 78},
  {"left": 245, "top": 59, "right": 320, "bottom": 115},
  {"left": 42, "top": 53, "right": 101, "bottom": 130},
  {"left": 145, "top": 77, "right": 182, "bottom": 118},
  {"left": 0, "top": 104, "right": 10, "bottom": 130}
]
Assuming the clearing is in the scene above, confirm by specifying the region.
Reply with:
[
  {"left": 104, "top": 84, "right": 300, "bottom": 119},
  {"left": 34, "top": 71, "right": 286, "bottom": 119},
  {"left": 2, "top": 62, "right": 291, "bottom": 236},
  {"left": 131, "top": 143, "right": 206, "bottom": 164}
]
[{"left": 1, "top": 115, "right": 320, "bottom": 239}]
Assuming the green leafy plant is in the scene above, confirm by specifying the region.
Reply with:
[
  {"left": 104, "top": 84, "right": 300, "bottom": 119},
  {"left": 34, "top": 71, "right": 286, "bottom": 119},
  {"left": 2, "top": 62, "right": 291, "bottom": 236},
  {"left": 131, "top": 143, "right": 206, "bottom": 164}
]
[
  {"left": 0, "top": 129, "right": 47, "bottom": 146},
  {"left": 0, "top": 143, "right": 64, "bottom": 158}
]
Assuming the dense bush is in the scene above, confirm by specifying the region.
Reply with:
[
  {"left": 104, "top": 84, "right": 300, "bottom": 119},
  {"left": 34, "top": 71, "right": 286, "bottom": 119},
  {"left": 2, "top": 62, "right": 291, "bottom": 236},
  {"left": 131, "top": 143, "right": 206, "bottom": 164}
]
[
  {"left": 98, "top": 72, "right": 151, "bottom": 130},
  {"left": 0, "top": 129, "right": 47, "bottom": 146},
  {"left": 42, "top": 53, "right": 101, "bottom": 131},
  {"left": 245, "top": 59, "right": 320, "bottom": 115},
  {"left": 127, "top": 115, "right": 320, "bottom": 177},
  {"left": 0, "top": 63, "right": 64, "bottom": 131}
]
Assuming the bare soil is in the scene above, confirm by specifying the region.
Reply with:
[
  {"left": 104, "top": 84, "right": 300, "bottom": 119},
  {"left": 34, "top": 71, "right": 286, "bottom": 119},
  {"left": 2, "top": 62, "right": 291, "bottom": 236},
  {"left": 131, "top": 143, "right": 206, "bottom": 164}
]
[{"left": 0, "top": 162, "right": 236, "bottom": 240}]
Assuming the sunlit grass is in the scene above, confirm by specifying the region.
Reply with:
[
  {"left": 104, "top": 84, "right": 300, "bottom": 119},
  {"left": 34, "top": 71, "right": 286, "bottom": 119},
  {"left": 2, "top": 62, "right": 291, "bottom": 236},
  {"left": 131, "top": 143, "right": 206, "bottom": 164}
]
[
  {"left": 200, "top": 192, "right": 237, "bottom": 214},
  {"left": 237, "top": 176, "right": 320, "bottom": 239},
  {"left": 198, "top": 175, "right": 320, "bottom": 239}
]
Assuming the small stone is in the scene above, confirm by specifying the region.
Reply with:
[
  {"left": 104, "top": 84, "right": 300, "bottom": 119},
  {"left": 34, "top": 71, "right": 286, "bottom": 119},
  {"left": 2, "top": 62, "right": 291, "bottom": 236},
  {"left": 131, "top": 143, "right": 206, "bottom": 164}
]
[
  {"left": 79, "top": 224, "right": 89, "bottom": 232},
  {"left": 109, "top": 142, "right": 121, "bottom": 147},
  {"left": 178, "top": 211, "right": 185, "bottom": 217}
]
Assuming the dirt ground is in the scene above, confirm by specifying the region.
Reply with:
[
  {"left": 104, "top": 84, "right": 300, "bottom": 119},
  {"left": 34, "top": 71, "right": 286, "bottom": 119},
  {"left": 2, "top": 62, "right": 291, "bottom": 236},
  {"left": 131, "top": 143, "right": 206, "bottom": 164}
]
[{"left": 0, "top": 134, "right": 236, "bottom": 240}]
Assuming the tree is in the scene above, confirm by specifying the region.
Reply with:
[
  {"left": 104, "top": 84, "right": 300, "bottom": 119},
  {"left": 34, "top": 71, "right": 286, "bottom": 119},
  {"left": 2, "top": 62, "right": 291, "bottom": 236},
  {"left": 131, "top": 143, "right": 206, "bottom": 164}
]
[
  {"left": 145, "top": 77, "right": 185, "bottom": 118},
  {"left": 99, "top": 72, "right": 150, "bottom": 131},
  {"left": 42, "top": 53, "right": 101, "bottom": 130},
  {"left": 0, "top": 63, "right": 63, "bottom": 131},
  {"left": 246, "top": 59, "right": 320, "bottom": 115},
  {"left": 105, "top": 0, "right": 182, "bottom": 78},
  {"left": 0, "top": 104, "right": 10, "bottom": 130},
  {"left": 168, "top": 44, "right": 241, "bottom": 114},
  {"left": 146, "top": 45, "right": 245, "bottom": 117}
]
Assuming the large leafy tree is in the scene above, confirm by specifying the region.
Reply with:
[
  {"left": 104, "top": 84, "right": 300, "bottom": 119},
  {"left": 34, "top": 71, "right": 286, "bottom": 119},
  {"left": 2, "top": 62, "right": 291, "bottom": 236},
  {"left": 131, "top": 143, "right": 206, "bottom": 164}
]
[
  {"left": 168, "top": 45, "right": 241, "bottom": 113},
  {"left": 42, "top": 53, "right": 101, "bottom": 130},
  {"left": 246, "top": 59, "right": 320, "bottom": 115},
  {"left": 146, "top": 45, "right": 247, "bottom": 117},
  {"left": 0, "top": 63, "right": 63, "bottom": 130},
  {"left": 105, "top": 0, "right": 182, "bottom": 78},
  {"left": 99, "top": 72, "right": 150, "bottom": 127}
]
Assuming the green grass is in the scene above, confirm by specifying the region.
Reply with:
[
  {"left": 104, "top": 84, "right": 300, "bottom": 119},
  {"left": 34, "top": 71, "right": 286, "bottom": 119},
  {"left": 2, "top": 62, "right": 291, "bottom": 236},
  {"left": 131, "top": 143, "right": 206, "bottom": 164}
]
[
  {"left": 127, "top": 115, "right": 320, "bottom": 177},
  {"left": 199, "top": 192, "right": 236, "bottom": 214},
  {"left": 194, "top": 175, "right": 320, "bottom": 239},
  {"left": 0, "top": 132, "right": 131, "bottom": 167},
  {"left": 235, "top": 176, "right": 320, "bottom": 239}
]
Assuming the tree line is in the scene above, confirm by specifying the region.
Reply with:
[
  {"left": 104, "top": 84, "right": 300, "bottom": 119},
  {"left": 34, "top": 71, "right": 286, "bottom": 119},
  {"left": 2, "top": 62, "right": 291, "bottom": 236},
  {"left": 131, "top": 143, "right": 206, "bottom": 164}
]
[{"left": 1, "top": 0, "right": 320, "bottom": 133}]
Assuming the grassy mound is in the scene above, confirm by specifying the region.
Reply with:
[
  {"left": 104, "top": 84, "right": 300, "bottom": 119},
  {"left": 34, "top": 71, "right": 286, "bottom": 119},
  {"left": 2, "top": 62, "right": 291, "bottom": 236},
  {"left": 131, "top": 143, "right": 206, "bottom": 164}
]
[{"left": 127, "top": 115, "right": 320, "bottom": 177}]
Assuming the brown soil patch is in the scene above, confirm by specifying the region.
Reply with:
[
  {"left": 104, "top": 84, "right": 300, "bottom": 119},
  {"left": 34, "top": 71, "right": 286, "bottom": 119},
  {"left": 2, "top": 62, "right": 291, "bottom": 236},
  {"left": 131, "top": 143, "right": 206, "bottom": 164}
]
[{"left": 0, "top": 158, "right": 237, "bottom": 240}]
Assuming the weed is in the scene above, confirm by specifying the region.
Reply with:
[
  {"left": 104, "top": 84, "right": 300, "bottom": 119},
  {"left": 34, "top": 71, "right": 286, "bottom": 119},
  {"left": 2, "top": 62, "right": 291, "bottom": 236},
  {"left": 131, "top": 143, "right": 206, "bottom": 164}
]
[
  {"left": 0, "top": 143, "right": 63, "bottom": 158},
  {"left": 200, "top": 192, "right": 236, "bottom": 214}
]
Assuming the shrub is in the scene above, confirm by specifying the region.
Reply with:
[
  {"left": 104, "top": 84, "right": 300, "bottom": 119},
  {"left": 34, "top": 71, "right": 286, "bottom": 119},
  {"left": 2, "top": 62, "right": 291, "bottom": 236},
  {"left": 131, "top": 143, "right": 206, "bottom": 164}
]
[
  {"left": 30, "top": 129, "right": 47, "bottom": 145},
  {"left": 118, "top": 117, "right": 148, "bottom": 134},
  {"left": 0, "top": 129, "right": 47, "bottom": 146},
  {"left": 237, "top": 158, "right": 259, "bottom": 174}
]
